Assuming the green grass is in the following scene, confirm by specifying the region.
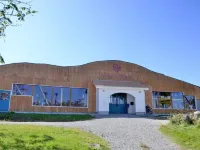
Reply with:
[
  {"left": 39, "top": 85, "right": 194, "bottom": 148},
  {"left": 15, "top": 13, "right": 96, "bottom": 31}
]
[
  {"left": 160, "top": 124, "right": 200, "bottom": 150},
  {"left": 0, "top": 124, "right": 110, "bottom": 150},
  {"left": 0, "top": 112, "right": 94, "bottom": 122}
]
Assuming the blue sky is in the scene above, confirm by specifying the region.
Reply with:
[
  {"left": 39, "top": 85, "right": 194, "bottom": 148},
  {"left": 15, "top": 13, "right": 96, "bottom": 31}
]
[{"left": 0, "top": 0, "right": 200, "bottom": 85}]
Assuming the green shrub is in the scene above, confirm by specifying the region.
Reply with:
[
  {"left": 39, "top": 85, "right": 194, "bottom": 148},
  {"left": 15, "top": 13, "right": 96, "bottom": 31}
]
[
  {"left": 9, "top": 111, "right": 15, "bottom": 114},
  {"left": 185, "top": 113, "right": 196, "bottom": 125},
  {"left": 169, "top": 114, "right": 184, "bottom": 125},
  {"left": 198, "top": 114, "right": 200, "bottom": 119},
  {"left": 170, "top": 113, "right": 197, "bottom": 125},
  {"left": 0, "top": 113, "right": 94, "bottom": 122},
  {"left": 196, "top": 119, "right": 200, "bottom": 128}
]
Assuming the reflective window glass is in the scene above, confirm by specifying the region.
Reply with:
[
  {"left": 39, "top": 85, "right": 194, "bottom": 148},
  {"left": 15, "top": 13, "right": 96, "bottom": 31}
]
[
  {"left": 172, "top": 92, "right": 184, "bottom": 109},
  {"left": 13, "top": 84, "right": 32, "bottom": 96},
  {"left": 71, "top": 88, "right": 88, "bottom": 107},
  {"left": 184, "top": 95, "right": 196, "bottom": 109},
  {"left": 62, "top": 87, "right": 70, "bottom": 106},
  {"left": 53, "top": 87, "right": 61, "bottom": 106}
]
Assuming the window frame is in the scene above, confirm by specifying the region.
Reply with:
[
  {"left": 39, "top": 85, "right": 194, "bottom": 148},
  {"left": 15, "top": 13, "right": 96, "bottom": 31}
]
[
  {"left": 184, "top": 95, "right": 196, "bottom": 110},
  {"left": 33, "top": 86, "right": 89, "bottom": 108},
  {"left": 12, "top": 83, "right": 89, "bottom": 108},
  {"left": 34, "top": 85, "right": 53, "bottom": 106},
  {"left": 12, "top": 83, "right": 33, "bottom": 97},
  {"left": 0, "top": 89, "right": 11, "bottom": 111},
  {"left": 152, "top": 91, "right": 196, "bottom": 110},
  {"left": 171, "top": 92, "right": 184, "bottom": 110},
  {"left": 71, "top": 87, "right": 88, "bottom": 108},
  {"left": 152, "top": 91, "right": 173, "bottom": 109}
]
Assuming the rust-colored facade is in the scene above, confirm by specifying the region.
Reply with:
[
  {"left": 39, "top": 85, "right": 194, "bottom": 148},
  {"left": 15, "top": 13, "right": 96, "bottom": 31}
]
[{"left": 0, "top": 60, "right": 199, "bottom": 114}]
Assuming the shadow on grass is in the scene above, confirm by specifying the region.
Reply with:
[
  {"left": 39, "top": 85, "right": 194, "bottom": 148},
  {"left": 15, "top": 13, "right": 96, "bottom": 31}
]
[{"left": 0, "top": 134, "right": 59, "bottom": 150}]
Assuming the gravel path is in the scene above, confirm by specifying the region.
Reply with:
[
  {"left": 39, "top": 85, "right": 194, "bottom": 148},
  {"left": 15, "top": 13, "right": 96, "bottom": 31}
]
[{"left": 0, "top": 116, "right": 179, "bottom": 150}]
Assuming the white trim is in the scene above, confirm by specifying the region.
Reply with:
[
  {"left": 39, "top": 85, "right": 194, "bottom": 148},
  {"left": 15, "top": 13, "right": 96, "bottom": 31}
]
[
  {"left": 8, "top": 90, "right": 12, "bottom": 111},
  {"left": 96, "top": 87, "right": 146, "bottom": 113},
  {"left": 95, "top": 85, "right": 149, "bottom": 91},
  {"left": 61, "top": 88, "right": 63, "bottom": 106},
  {"left": 12, "top": 82, "right": 88, "bottom": 89},
  {"left": 11, "top": 83, "right": 14, "bottom": 95}
]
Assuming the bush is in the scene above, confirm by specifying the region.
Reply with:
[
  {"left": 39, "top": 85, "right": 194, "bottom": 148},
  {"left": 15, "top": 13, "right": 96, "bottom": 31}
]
[
  {"left": 198, "top": 114, "right": 200, "bottom": 119},
  {"left": 169, "top": 114, "right": 184, "bottom": 125},
  {"left": 170, "top": 113, "right": 197, "bottom": 125},
  {"left": 196, "top": 119, "right": 200, "bottom": 128},
  {"left": 0, "top": 113, "right": 94, "bottom": 122},
  {"left": 184, "top": 113, "right": 196, "bottom": 125}
]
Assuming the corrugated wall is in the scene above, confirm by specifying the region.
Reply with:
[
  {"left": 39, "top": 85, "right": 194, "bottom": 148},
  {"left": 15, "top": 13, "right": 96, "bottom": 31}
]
[{"left": 0, "top": 60, "right": 199, "bottom": 113}]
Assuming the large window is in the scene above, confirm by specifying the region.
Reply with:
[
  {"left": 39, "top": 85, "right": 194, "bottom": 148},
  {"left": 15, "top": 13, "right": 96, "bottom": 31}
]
[
  {"left": 12, "top": 84, "right": 88, "bottom": 108},
  {"left": 152, "top": 92, "right": 172, "bottom": 108},
  {"left": 172, "top": 92, "right": 184, "bottom": 109},
  {"left": 33, "top": 86, "right": 62, "bottom": 106},
  {"left": 13, "top": 84, "right": 32, "bottom": 96},
  {"left": 71, "top": 88, "right": 88, "bottom": 107},
  {"left": 152, "top": 91, "right": 196, "bottom": 110}
]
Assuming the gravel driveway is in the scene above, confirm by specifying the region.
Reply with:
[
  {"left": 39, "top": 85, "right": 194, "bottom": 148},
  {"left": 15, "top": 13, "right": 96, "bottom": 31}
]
[{"left": 0, "top": 116, "right": 179, "bottom": 150}]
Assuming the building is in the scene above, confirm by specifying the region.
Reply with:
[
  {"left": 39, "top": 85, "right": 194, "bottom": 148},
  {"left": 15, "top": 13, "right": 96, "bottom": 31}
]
[{"left": 0, "top": 60, "right": 200, "bottom": 114}]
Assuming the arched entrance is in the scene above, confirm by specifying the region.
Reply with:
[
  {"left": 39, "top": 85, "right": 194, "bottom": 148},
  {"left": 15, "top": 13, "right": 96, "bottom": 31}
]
[{"left": 109, "top": 93, "right": 135, "bottom": 114}]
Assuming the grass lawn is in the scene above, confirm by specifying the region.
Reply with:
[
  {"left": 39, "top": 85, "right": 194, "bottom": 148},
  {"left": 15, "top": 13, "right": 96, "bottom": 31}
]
[
  {"left": 0, "top": 112, "right": 94, "bottom": 122},
  {"left": 160, "top": 124, "right": 200, "bottom": 150},
  {"left": 0, "top": 124, "right": 110, "bottom": 150}
]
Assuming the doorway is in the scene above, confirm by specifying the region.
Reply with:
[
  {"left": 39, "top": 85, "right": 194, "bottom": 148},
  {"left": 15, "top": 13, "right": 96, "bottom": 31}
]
[
  {"left": 109, "top": 93, "right": 128, "bottom": 114},
  {"left": 0, "top": 90, "right": 11, "bottom": 112}
]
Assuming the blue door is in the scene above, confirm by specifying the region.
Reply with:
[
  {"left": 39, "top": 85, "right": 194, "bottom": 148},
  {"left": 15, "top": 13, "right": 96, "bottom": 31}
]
[
  {"left": 109, "top": 103, "right": 128, "bottom": 114},
  {"left": 109, "top": 93, "right": 128, "bottom": 114},
  {"left": 0, "top": 90, "right": 11, "bottom": 112}
]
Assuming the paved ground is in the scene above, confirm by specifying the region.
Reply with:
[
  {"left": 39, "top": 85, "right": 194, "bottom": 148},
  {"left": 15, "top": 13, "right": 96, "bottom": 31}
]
[{"left": 0, "top": 116, "right": 179, "bottom": 150}]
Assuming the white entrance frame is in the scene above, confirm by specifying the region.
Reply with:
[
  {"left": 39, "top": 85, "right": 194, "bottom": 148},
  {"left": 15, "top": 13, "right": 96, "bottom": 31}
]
[
  {"left": 95, "top": 85, "right": 149, "bottom": 115},
  {"left": 127, "top": 93, "right": 136, "bottom": 114}
]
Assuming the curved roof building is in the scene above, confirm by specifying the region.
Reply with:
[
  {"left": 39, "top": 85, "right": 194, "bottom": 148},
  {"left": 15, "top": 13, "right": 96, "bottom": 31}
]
[{"left": 0, "top": 60, "right": 199, "bottom": 114}]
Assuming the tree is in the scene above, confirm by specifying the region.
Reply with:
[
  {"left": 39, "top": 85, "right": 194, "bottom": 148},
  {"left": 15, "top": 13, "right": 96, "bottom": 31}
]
[
  {"left": 0, "top": 0, "right": 36, "bottom": 63},
  {"left": 0, "top": 53, "right": 4, "bottom": 63}
]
